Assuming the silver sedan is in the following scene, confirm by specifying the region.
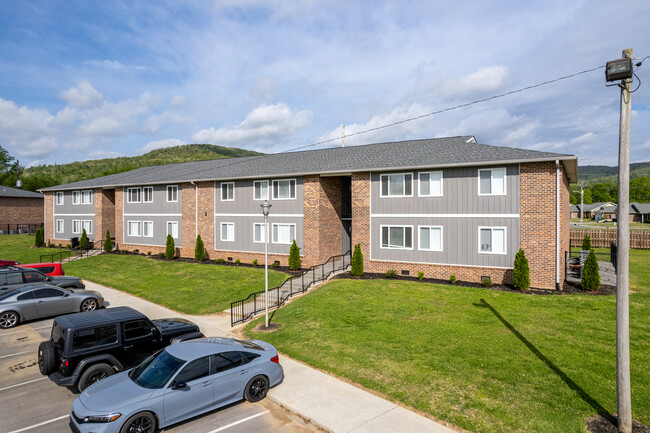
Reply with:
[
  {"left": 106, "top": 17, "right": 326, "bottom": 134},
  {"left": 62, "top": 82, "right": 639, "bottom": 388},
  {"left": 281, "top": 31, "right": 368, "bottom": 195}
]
[{"left": 0, "top": 284, "right": 106, "bottom": 328}]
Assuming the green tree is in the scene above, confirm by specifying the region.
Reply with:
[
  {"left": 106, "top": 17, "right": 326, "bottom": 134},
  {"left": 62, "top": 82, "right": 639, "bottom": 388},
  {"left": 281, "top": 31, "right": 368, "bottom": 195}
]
[
  {"left": 582, "top": 234, "right": 591, "bottom": 250},
  {"left": 79, "top": 229, "right": 89, "bottom": 250},
  {"left": 165, "top": 234, "right": 175, "bottom": 259},
  {"left": 34, "top": 227, "right": 44, "bottom": 247},
  {"left": 194, "top": 235, "right": 205, "bottom": 261},
  {"left": 590, "top": 183, "right": 614, "bottom": 203},
  {"left": 288, "top": 240, "right": 301, "bottom": 270},
  {"left": 513, "top": 249, "right": 530, "bottom": 290},
  {"left": 581, "top": 249, "right": 601, "bottom": 291},
  {"left": 630, "top": 176, "right": 650, "bottom": 202},
  {"left": 103, "top": 230, "right": 112, "bottom": 252},
  {"left": 351, "top": 243, "right": 364, "bottom": 276}
]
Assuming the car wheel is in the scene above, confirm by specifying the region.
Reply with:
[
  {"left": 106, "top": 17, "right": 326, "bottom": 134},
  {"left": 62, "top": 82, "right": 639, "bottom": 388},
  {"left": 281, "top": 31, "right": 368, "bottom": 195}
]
[
  {"left": 0, "top": 311, "right": 19, "bottom": 329},
  {"left": 80, "top": 298, "right": 98, "bottom": 312},
  {"left": 78, "top": 363, "right": 114, "bottom": 391},
  {"left": 120, "top": 411, "right": 157, "bottom": 433},
  {"left": 38, "top": 341, "right": 56, "bottom": 375},
  {"left": 244, "top": 375, "right": 269, "bottom": 402}
]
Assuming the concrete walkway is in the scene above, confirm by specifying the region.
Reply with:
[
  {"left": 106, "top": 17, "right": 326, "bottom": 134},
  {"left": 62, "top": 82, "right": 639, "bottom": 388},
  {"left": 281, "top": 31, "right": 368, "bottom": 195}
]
[{"left": 86, "top": 281, "right": 458, "bottom": 433}]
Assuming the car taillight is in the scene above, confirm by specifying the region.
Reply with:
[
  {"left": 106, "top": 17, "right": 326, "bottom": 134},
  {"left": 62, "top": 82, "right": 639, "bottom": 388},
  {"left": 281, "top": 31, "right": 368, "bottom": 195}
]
[
  {"left": 60, "top": 359, "right": 69, "bottom": 368},
  {"left": 270, "top": 355, "right": 279, "bottom": 364}
]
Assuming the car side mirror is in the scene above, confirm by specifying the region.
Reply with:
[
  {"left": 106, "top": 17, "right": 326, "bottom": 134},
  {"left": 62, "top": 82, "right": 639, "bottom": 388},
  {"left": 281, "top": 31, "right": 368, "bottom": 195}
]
[{"left": 172, "top": 380, "right": 186, "bottom": 390}]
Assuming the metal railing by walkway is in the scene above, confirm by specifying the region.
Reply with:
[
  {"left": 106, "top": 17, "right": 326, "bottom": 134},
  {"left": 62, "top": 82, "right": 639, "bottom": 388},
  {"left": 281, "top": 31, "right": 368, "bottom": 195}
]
[
  {"left": 231, "top": 250, "right": 351, "bottom": 327},
  {"left": 39, "top": 239, "right": 116, "bottom": 263}
]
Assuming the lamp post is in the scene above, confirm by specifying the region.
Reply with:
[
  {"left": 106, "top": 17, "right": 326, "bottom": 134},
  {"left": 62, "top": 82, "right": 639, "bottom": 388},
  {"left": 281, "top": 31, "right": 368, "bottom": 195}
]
[{"left": 261, "top": 200, "right": 272, "bottom": 328}]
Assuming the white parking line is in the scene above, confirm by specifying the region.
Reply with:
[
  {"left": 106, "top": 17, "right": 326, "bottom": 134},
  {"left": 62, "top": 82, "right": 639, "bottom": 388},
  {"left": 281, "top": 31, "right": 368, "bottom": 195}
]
[
  {"left": 206, "top": 410, "right": 270, "bottom": 433},
  {"left": 6, "top": 414, "right": 68, "bottom": 433},
  {"left": 0, "top": 377, "right": 47, "bottom": 392},
  {"left": 0, "top": 351, "right": 31, "bottom": 359}
]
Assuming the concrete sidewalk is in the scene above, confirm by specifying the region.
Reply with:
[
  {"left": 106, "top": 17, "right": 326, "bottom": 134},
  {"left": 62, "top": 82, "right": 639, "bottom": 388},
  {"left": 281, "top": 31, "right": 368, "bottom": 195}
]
[{"left": 87, "top": 281, "right": 457, "bottom": 433}]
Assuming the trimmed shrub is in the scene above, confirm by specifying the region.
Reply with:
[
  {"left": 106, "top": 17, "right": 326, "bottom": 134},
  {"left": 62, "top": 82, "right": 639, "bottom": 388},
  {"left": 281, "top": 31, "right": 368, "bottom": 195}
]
[
  {"left": 271, "top": 261, "right": 280, "bottom": 268},
  {"left": 158, "top": 252, "right": 166, "bottom": 258},
  {"left": 235, "top": 259, "right": 241, "bottom": 265},
  {"left": 450, "top": 275, "right": 457, "bottom": 284},
  {"left": 79, "top": 229, "right": 89, "bottom": 250},
  {"left": 513, "top": 248, "right": 531, "bottom": 290},
  {"left": 481, "top": 277, "right": 493, "bottom": 286},
  {"left": 288, "top": 240, "right": 301, "bottom": 270},
  {"left": 34, "top": 227, "right": 44, "bottom": 247},
  {"left": 215, "top": 258, "right": 226, "bottom": 264},
  {"left": 351, "top": 243, "right": 364, "bottom": 276},
  {"left": 582, "top": 234, "right": 592, "bottom": 250},
  {"left": 417, "top": 271, "right": 424, "bottom": 281},
  {"left": 147, "top": 251, "right": 151, "bottom": 256},
  {"left": 252, "top": 259, "right": 258, "bottom": 267},
  {"left": 385, "top": 269, "right": 397, "bottom": 278},
  {"left": 195, "top": 235, "right": 205, "bottom": 261},
  {"left": 59, "top": 243, "right": 63, "bottom": 248},
  {"left": 581, "top": 249, "right": 601, "bottom": 290},
  {"left": 165, "top": 234, "right": 175, "bottom": 260},
  {"left": 103, "top": 230, "right": 112, "bottom": 252}
]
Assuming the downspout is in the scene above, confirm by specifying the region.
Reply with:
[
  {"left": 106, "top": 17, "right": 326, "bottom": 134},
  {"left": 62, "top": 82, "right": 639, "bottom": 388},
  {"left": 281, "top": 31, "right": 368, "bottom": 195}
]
[
  {"left": 556, "top": 160, "right": 561, "bottom": 290},
  {"left": 190, "top": 181, "right": 197, "bottom": 239}
]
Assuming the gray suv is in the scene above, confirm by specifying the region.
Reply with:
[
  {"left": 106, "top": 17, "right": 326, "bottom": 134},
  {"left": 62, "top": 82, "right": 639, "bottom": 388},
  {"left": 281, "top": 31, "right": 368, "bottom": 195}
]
[{"left": 0, "top": 266, "right": 85, "bottom": 290}]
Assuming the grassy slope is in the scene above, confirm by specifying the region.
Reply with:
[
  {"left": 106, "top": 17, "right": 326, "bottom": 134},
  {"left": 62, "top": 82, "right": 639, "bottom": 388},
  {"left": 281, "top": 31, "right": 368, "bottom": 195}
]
[
  {"left": 246, "top": 250, "right": 650, "bottom": 433},
  {"left": 0, "top": 234, "right": 70, "bottom": 263},
  {"left": 64, "top": 255, "right": 287, "bottom": 314}
]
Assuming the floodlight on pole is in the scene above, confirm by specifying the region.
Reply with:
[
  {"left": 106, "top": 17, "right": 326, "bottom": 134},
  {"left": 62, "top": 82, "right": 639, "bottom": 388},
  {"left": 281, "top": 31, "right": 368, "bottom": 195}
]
[
  {"left": 605, "top": 58, "right": 633, "bottom": 82},
  {"left": 261, "top": 200, "right": 272, "bottom": 328}
]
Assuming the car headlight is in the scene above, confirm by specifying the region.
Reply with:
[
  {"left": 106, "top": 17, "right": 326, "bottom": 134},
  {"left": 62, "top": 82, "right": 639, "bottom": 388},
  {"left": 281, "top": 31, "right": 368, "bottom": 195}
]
[
  {"left": 79, "top": 279, "right": 84, "bottom": 285},
  {"left": 84, "top": 413, "right": 121, "bottom": 423}
]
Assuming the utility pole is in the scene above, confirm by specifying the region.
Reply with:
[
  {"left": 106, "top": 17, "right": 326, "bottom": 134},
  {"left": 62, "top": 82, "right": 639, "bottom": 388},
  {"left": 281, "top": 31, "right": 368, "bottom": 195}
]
[{"left": 616, "top": 48, "right": 632, "bottom": 433}]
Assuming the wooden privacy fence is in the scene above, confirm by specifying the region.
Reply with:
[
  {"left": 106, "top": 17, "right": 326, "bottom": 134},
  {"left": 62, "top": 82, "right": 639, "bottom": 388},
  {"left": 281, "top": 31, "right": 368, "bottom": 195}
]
[{"left": 571, "top": 229, "right": 650, "bottom": 249}]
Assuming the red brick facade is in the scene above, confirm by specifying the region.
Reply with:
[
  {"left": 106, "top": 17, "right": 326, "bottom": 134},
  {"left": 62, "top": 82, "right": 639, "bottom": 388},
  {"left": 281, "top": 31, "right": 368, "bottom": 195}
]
[
  {"left": 0, "top": 196, "right": 43, "bottom": 231},
  {"left": 303, "top": 175, "right": 343, "bottom": 267},
  {"left": 94, "top": 188, "right": 115, "bottom": 243}
]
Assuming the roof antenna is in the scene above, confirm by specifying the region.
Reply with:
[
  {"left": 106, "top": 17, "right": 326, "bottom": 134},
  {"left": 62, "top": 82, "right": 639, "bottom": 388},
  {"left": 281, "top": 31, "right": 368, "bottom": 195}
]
[{"left": 341, "top": 124, "right": 345, "bottom": 147}]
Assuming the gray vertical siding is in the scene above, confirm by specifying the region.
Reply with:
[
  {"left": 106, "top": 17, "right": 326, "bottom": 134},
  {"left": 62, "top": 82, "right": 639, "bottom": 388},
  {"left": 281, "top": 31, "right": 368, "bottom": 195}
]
[
  {"left": 53, "top": 190, "right": 96, "bottom": 242},
  {"left": 213, "top": 216, "right": 303, "bottom": 254},
  {"left": 121, "top": 184, "right": 182, "bottom": 247},
  {"left": 122, "top": 184, "right": 183, "bottom": 214},
  {"left": 214, "top": 178, "right": 303, "bottom": 215},
  {"left": 122, "top": 215, "right": 182, "bottom": 248}
]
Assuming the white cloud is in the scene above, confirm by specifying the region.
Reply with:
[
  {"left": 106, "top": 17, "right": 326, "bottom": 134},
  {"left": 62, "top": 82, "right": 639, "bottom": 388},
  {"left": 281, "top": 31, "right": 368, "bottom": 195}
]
[
  {"left": 192, "top": 103, "right": 312, "bottom": 146},
  {"left": 88, "top": 150, "right": 124, "bottom": 159},
  {"left": 170, "top": 96, "right": 187, "bottom": 106},
  {"left": 84, "top": 59, "right": 146, "bottom": 71},
  {"left": 442, "top": 66, "right": 509, "bottom": 99},
  {"left": 60, "top": 80, "right": 104, "bottom": 109},
  {"left": 19, "top": 137, "right": 59, "bottom": 157},
  {"left": 138, "top": 138, "right": 185, "bottom": 153}
]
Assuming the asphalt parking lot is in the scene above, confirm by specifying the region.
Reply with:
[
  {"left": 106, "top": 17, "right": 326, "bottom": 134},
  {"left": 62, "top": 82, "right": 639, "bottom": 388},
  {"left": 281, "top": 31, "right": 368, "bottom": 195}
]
[{"left": 0, "top": 317, "right": 320, "bottom": 433}]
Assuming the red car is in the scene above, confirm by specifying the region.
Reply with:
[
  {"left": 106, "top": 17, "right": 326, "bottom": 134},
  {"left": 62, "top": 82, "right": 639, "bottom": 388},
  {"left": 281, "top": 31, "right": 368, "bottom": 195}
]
[
  {"left": 0, "top": 260, "right": 19, "bottom": 266},
  {"left": 17, "top": 262, "right": 65, "bottom": 276}
]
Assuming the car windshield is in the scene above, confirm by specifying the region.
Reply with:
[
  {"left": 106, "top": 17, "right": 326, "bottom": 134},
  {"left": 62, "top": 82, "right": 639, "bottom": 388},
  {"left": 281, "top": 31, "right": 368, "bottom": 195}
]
[
  {"left": 129, "top": 349, "right": 185, "bottom": 389},
  {"left": 0, "top": 289, "right": 18, "bottom": 301}
]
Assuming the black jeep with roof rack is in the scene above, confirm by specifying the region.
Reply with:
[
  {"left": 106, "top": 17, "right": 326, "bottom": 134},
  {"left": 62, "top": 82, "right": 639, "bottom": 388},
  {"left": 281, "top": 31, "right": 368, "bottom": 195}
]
[{"left": 37, "top": 306, "right": 203, "bottom": 391}]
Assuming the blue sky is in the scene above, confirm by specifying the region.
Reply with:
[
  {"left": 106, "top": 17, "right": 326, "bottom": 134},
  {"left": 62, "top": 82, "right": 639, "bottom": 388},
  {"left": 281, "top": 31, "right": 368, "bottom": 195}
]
[{"left": 0, "top": 0, "right": 649, "bottom": 169}]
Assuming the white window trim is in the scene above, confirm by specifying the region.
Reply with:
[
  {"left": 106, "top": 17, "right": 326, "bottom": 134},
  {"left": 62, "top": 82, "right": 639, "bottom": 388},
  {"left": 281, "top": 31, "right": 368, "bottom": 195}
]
[
  {"left": 253, "top": 222, "right": 267, "bottom": 243},
  {"left": 72, "top": 191, "right": 80, "bottom": 205},
  {"left": 81, "top": 220, "right": 93, "bottom": 235},
  {"left": 56, "top": 219, "right": 64, "bottom": 233},
  {"left": 167, "top": 221, "right": 179, "bottom": 238},
  {"left": 81, "top": 190, "right": 93, "bottom": 205},
  {"left": 253, "top": 180, "right": 269, "bottom": 201},
  {"left": 55, "top": 192, "right": 64, "bottom": 205},
  {"left": 167, "top": 185, "right": 179, "bottom": 203},
  {"left": 127, "top": 187, "right": 141, "bottom": 204},
  {"left": 272, "top": 178, "right": 297, "bottom": 200},
  {"left": 127, "top": 221, "right": 141, "bottom": 237},
  {"left": 143, "top": 221, "right": 153, "bottom": 238},
  {"left": 142, "top": 187, "right": 154, "bottom": 203},
  {"left": 418, "top": 171, "right": 443, "bottom": 197},
  {"left": 478, "top": 226, "right": 507, "bottom": 255},
  {"left": 418, "top": 225, "right": 443, "bottom": 252},
  {"left": 220, "top": 222, "right": 235, "bottom": 242},
  {"left": 478, "top": 167, "right": 507, "bottom": 196},
  {"left": 221, "top": 182, "right": 235, "bottom": 201},
  {"left": 272, "top": 223, "right": 296, "bottom": 244},
  {"left": 72, "top": 220, "right": 81, "bottom": 234},
  {"left": 379, "top": 172, "right": 414, "bottom": 198},
  {"left": 379, "top": 224, "right": 414, "bottom": 250}
]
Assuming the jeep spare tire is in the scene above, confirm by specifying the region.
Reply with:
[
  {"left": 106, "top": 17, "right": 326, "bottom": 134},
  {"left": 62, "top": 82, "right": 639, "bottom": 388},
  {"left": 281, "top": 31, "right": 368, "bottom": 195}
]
[{"left": 38, "top": 341, "right": 56, "bottom": 375}]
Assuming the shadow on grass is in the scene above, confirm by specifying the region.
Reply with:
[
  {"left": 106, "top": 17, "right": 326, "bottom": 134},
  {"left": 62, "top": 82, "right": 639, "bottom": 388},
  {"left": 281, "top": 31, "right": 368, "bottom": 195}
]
[{"left": 474, "top": 298, "right": 608, "bottom": 415}]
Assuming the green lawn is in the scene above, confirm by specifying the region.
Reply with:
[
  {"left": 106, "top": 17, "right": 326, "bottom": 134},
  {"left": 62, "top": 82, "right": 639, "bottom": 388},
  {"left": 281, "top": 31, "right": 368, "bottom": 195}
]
[
  {"left": 246, "top": 250, "right": 650, "bottom": 433},
  {"left": 64, "top": 255, "right": 288, "bottom": 314},
  {"left": 570, "top": 219, "right": 650, "bottom": 230},
  {"left": 0, "top": 234, "right": 70, "bottom": 263}
]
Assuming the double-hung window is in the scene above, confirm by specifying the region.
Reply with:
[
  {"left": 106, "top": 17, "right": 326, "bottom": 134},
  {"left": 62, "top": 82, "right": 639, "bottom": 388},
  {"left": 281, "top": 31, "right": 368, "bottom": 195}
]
[
  {"left": 55, "top": 192, "right": 64, "bottom": 205},
  {"left": 254, "top": 181, "right": 268, "bottom": 200},
  {"left": 81, "top": 220, "right": 92, "bottom": 234},
  {"left": 143, "top": 221, "right": 153, "bottom": 237},
  {"left": 167, "top": 221, "right": 179, "bottom": 238},
  {"left": 221, "top": 182, "right": 234, "bottom": 201},
  {"left": 272, "top": 223, "right": 295, "bottom": 244},
  {"left": 272, "top": 179, "right": 296, "bottom": 200},
  {"left": 418, "top": 172, "right": 443, "bottom": 197},
  {"left": 479, "top": 227, "right": 506, "bottom": 254},
  {"left": 380, "top": 173, "right": 413, "bottom": 197},
  {"left": 419, "top": 226, "right": 443, "bottom": 251},
  {"left": 221, "top": 222, "right": 234, "bottom": 242},
  {"left": 253, "top": 223, "right": 266, "bottom": 243},
  {"left": 127, "top": 188, "right": 141, "bottom": 203},
  {"left": 127, "top": 221, "right": 141, "bottom": 237},
  {"left": 56, "top": 219, "right": 64, "bottom": 234},
  {"left": 381, "top": 225, "right": 413, "bottom": 249},
  {"left": 142, "top": 187, "right": 153, "bottom": 203},
  {"left": 478, "top": 168, "right": 506, "bottom": 195},
  {"left": 81, "top": 190, "right": 92, "bottom": 204},
  {"left": 72, "top": 191, "right": 80, "bottom": 205},
  {"left": 72, "top": 220, "right": 81, "bottom": 234},
  {"left": 167, "top": 185, "right": 178, "bottom": 202}
]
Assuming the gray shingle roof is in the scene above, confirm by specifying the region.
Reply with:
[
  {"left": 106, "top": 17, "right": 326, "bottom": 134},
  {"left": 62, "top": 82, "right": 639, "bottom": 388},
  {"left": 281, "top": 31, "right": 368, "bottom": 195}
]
[
  {"left": 0, "top": 186, "right": 44, "bottom": 199},
  {"left": 40, "top": 136, "right": 578, "bottom": 191}
]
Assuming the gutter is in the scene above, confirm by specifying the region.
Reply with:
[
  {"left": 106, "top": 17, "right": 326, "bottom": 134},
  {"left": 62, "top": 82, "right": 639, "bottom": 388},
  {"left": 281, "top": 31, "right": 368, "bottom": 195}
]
[{"left": 556, "top": 160, "right": 561, "bottom": 290}]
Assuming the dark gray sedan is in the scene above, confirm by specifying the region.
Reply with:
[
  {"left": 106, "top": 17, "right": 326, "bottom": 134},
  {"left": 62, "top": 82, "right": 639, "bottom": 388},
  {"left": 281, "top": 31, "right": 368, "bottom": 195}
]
[{"left": 0, "top": 284, "right": 106, "bottom": 328}]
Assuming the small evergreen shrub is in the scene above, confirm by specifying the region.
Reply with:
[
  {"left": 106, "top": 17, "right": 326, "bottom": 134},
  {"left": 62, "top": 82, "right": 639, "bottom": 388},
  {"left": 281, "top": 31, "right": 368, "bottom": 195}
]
[
  {"left": 103, "top": 230, "right": 112, "bottom": 252},
  {"left": 65, "top": 244, "right": 71, "bottom": 249},
  {"left": 120, "top": 250, "right": 129, "bottom": 255},
  {"left": 271, "top": 261, "right": 280, "bottom": 268},
  {"left": 581, "top": 249, "right": 601, "bottom": 291},
  {"left": 158, "top": 252, "right": 166, "bottom": 258},
  {"left": 252, "top": 259, "right": 258, "bottom": 266},
  {"left": 385, "top": 269, "right": 397, "bottom": 278},
  {"left": 194, "top": 235, "right": 205, "bottom": 261},
  {"left": 133, "top": 249, "right": 139, "bottom": 254},
  {"left": 34, "top": 228, "right": 44, "bottom": 247},
  {"left": 147, "top": 251, "right": 151, "bottom": 256},
  {"left": 450, "top": 275, "right": 457, "bottom": 284},
  {"left": 59, "top": 243, "right": 63, "bottom": 248},
  {"left": 351, "top": 243, "right": 364, "bottom": 276},
  {"left": 288, "top": 240, "right": 301, "bottom": 270},
  {"left": 481, "top": 277, "right": 493, "bottom": 286},
  {"left": 513, "top": 248, "right": 531, "bottom": 290},
  {"left": 48, "top": 243, "right": 54, "bottom": 248},
  {"left": 235, "top": 259, "right": 241, "bottom": 265},
  {"left": 79, "top": 229, "right": 88, "bottom": 250},
  {"left": 582, "top": 234, "right": 592, "bottom": 250},
  {"left": 417, "top": 271, "right": 424, "bottom": 280},
  {"left": 165, "top": 234, "right": 175, "bottom": 260},
  {"left": 215, "top": 258, "right": 226, "bottom": 264}
]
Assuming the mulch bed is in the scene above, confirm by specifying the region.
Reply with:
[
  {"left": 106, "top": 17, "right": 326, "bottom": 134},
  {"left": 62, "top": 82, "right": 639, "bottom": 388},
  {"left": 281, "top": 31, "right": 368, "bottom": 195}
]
[{"left": 586, "top": 414, "right": 650, "bottom": 433}]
